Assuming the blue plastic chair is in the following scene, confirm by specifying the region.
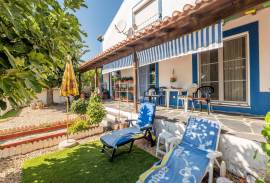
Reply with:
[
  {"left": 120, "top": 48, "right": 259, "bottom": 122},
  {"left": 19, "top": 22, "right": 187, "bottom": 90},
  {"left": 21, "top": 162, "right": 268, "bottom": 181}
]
[
  {"left": 138, "top": 117, "right": 222, "bottom": 183},
  {"left": 100, "top": 102, "right": 156, "bottom": 161}
]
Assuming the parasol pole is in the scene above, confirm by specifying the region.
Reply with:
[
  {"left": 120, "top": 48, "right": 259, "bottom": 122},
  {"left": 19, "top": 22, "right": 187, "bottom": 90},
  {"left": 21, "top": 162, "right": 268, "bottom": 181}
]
[{"left": 66, "top": 96, "right": 69, "bottom": 140}]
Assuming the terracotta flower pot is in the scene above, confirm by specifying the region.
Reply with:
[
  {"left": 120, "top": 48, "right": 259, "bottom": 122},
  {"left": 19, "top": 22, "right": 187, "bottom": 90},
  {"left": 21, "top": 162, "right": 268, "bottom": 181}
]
[
  {"left": 111, "top": 123, "right": 119, "bottom": 130},
  {"left": 119, "top": 122, "right": 129, "bottom": 129}
]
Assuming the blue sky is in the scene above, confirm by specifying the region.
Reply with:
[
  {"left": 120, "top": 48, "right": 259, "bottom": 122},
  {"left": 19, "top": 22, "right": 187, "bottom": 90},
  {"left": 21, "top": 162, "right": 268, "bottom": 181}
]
[{"left": 75, "top": 0, "right": 123, "bottom": 62}]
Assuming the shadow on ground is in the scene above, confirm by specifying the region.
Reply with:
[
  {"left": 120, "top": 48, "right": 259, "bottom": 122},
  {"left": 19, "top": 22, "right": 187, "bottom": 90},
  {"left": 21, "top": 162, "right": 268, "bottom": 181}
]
[{"left": 22, "top": 141, "right": 157, "bottom": 183}]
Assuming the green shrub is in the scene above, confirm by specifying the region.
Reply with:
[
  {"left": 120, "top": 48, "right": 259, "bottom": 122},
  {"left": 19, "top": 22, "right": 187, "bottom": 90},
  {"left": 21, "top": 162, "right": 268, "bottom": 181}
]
[
  {"left": 71, "top": 98, "right": 88, "bottom": 115},
  {"left": 86, "top": 92, "right": 106, "bottom": 125},
  {"left": 68, "top": 119, "right": 89, "bottom": 135},
  {"left": 255, "top": 112, "right": 270, "bottom": 182},
  {"left": 262, "top": 113, "right": 270, "bottom": 168}
]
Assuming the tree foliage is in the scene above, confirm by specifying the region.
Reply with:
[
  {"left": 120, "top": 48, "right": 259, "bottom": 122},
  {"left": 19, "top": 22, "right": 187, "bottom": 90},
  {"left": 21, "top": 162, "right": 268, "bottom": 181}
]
[
  {"left": 80, "top": 69, "right": 101, "bottom": 91},
  {"left": 0, "top": 0, "right": 87, "bottom": 109}
]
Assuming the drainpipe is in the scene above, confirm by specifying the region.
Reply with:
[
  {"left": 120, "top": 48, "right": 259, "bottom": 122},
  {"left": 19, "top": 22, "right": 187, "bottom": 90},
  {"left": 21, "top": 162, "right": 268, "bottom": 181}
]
[{"left": 133, "top": 50, "right": 139, "bottom": 113}]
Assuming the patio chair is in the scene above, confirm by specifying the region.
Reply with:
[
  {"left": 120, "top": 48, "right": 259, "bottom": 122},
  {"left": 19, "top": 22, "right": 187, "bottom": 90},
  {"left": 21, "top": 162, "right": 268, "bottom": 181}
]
[
  {"left": 100, "top": 102, "right": 156, "bottom": 161},
  {"left": 177, "top": 85, "right": 197, "bottom": 110},
  {"left": 143, "top": 87, "right": 164, "bottom": 106},
  {"left": 137, "top": 116, "right": 222, "bottom": 183},
  {"left": 193, "top": 86, "right": 214, "bottom": 115}
]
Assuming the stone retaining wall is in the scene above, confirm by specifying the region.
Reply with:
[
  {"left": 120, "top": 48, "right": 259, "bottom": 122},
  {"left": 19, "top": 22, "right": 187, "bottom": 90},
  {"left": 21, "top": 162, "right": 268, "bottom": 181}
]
[{"left": 0, "top": 126, "right": 103, "bottom": 159}]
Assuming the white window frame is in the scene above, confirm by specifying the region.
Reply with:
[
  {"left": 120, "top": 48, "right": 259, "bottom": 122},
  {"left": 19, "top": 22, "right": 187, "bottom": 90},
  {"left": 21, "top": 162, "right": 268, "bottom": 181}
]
[{"left": 198, "top": 32, "right": 250, "bottom": 106}]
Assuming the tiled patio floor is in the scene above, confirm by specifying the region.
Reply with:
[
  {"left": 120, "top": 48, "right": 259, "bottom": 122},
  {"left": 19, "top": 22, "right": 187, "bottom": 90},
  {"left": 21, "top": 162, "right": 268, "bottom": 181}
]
[{"left": 104, "top": 100, "right": 266, "bottom": 142}]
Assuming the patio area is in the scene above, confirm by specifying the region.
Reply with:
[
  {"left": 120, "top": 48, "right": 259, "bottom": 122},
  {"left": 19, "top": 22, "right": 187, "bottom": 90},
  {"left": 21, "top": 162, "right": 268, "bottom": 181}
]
[{"left": 104, "top": 100, "right": 266, "bottom": 143}]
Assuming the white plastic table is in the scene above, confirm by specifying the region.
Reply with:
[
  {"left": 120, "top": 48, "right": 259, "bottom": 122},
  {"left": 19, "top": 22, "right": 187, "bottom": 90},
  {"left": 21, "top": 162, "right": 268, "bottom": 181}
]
[
  {"left": 156, "top": 130, "right": 182, "bottom": 157},
  {"left": 164, "top": 88, "right": 188, "bottom": 112}
]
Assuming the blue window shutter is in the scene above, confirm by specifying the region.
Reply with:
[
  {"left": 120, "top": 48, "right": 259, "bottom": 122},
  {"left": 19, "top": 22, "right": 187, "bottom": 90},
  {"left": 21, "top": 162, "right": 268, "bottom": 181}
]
[{"left": 192, "top": 54, "right": 198, "bottom": 84}]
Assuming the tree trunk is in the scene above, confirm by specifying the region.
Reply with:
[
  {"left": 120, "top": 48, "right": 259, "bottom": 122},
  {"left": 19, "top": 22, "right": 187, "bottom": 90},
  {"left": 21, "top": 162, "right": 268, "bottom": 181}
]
[{"left": 47, "top": 88, "right": 54, "bottom": 106}]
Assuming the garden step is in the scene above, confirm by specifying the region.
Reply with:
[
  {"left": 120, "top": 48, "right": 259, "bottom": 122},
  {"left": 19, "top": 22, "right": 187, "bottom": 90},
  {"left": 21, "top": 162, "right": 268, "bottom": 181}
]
[{"left": 0, "top": 128, "right": 66, "bottom": 148}]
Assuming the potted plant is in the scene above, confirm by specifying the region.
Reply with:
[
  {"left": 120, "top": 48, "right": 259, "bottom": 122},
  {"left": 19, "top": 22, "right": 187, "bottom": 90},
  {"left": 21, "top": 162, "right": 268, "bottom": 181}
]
[
  {"left": 111, "top": 118, "right": 120, "bottom": 130},
  {"left": 170, "top": 69, "right": 177, "bottom": 87}
]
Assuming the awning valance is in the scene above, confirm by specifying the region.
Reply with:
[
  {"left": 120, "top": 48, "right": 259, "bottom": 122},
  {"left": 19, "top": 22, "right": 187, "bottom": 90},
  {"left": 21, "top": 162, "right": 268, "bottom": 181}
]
[
  {"left": 102, "top": 21, "right": 223, "bottom": 74},
  {"left": 102, "top": 54, "right": 133, "bottom": 74},
  {"left": 137, "top": 21, "right": 223, "bottom": 67}
]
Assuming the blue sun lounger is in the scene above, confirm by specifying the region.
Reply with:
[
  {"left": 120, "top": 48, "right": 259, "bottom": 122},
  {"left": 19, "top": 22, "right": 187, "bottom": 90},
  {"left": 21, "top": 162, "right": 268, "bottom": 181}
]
[
  {"left": 100, "top": 102, "right": 156, "bottom": 161},
  {"left": 138, "top": 117, "right": 222, "bottom": 183}
]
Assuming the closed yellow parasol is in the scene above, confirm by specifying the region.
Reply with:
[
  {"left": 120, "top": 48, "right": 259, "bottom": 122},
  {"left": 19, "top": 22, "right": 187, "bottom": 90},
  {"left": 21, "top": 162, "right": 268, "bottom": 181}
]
[
  {"left": 60, "top": 56, "right": 79, "bottom": 142},
  {"left": 60, "top": 59, "right": 79, "bottom": 97}
]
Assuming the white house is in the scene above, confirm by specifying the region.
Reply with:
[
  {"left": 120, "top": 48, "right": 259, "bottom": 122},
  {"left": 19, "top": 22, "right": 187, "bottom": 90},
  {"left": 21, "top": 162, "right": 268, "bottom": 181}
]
[{"left": 80, "top": 0, "right": 270, "bottom": 116}]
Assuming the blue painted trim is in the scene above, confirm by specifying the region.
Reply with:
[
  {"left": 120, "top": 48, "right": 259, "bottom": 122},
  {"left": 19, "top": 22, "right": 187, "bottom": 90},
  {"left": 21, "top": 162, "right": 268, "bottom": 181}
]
[
  {"left": 155, "top": 62, "right": 159, "bottom": 88},
  {"left": 192, "top": 54, "right": 198, "bottom": 84},
  {"left": 191, "top": 21, "right": 270, "bottom": 115}
]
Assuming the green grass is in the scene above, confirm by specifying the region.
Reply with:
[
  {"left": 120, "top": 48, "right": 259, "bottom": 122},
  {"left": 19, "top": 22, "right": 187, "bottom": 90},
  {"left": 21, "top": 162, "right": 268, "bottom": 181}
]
[
  {"left": 22, "top": 141, "right": 158, "bottom": 183},
  {"left": 0, "top": 108, "right": 21, "bottom": 120}
]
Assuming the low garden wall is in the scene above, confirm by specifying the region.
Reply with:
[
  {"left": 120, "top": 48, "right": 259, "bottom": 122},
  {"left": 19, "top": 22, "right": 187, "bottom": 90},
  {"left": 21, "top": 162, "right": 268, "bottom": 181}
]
[{"left": 0, "top": 121, "right": 104, "bottom": 158}]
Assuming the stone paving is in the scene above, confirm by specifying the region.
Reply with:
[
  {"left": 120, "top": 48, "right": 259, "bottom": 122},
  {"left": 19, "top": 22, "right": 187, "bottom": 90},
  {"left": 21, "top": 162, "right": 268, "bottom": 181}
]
[
  {"left": 104, "top": 100, "right": 266, "bottom": 142},
  {"left": 0, "top": 105, "right": 77, "bottom": 130}
]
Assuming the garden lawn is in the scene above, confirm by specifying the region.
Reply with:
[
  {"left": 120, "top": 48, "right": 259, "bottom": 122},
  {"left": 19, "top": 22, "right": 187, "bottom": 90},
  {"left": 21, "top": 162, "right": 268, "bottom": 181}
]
[{"left": 22, "top": 141, "right": 157, "bottom": 183}]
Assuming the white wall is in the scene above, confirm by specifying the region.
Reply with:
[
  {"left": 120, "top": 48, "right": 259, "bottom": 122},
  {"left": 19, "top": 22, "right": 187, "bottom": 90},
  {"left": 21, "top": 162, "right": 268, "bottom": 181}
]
[
  {"left": 159, "top": 55, "right": 193, "bottom": 89},
  {"left": 223, "top": 8, "right": 270, "bottom": 92},
  {"left": 35, "top": 90, "right": 48, "bottom": 105},
  {"left": 121, "top": 68, "right": 133, "bottom": 78},
  {"left": 102, "top": 0, "right": 140, "bottom": 50},
  {"left": 102, "top": 0, "right": 197, "bottom": 51},
  {"left": 53, "top": 89, "right": 66, "bottom": 104},
  {"left": 162, "top": 0, "right": 196, "bottom": 17}
]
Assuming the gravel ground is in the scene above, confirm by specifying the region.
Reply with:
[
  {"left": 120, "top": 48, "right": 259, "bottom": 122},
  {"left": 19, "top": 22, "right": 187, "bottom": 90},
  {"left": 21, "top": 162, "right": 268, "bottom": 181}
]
[
  {"left": 0, "top": 105, "right": 77, "bottom": 130},
  {"left": 0, "top": 136, "right": 241, "bottom": 183}
]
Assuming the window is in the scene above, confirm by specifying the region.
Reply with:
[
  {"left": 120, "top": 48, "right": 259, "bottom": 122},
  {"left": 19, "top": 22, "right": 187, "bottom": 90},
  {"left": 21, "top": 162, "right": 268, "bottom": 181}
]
[
  {"left": 200, "top": 50, "right": 219, "bottom": 100},
  {"left": 133, "top": 0, "right": 160, "bottom": 31},
  {"left": 149, "top": 64, "right": 156, "bottom": 88},
  {"left": 199, "top": 34, "right": 248, "bottom": 104}
]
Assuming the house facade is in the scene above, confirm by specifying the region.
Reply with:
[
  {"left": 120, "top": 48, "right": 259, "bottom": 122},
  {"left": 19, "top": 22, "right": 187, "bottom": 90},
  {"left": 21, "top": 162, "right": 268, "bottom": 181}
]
[{"left": 80, "top": 0, "right": 270, "bottom": 115}]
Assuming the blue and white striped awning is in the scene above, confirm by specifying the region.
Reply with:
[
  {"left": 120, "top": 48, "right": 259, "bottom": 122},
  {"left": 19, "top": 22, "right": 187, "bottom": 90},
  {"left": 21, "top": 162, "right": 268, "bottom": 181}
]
[
  {"left": 137, "top": 21, "right": 223, "bottom": 66},
  {"left": 102, "top": 54, "right": 133, "bottom": 74}
]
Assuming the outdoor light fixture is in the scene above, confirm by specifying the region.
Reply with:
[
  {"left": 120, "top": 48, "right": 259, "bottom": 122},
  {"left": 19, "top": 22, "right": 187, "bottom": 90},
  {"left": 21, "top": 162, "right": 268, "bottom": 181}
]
[{"left": 244, "top": 9, "right": 257, "bottom": 15}]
